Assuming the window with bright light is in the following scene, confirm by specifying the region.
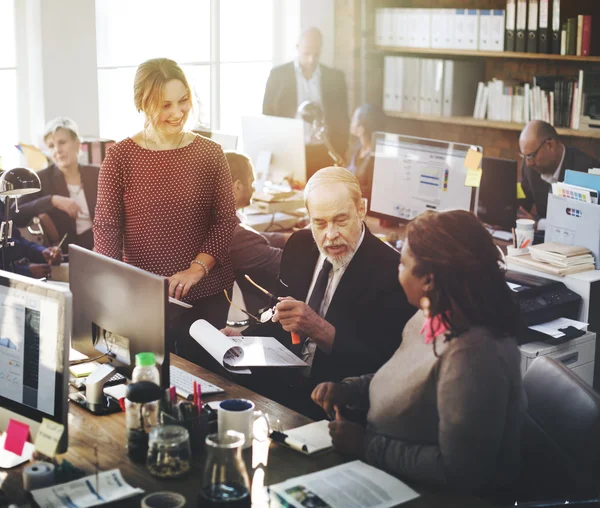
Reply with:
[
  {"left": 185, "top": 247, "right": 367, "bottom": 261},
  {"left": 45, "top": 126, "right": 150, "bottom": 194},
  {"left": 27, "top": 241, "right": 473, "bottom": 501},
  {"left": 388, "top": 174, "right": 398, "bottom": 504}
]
[
  {"left": 0, "top": 0, "right": 18, "bottom": 146},
  {"left": 96, "top": 0, "right": 275, "bottom": 141}
]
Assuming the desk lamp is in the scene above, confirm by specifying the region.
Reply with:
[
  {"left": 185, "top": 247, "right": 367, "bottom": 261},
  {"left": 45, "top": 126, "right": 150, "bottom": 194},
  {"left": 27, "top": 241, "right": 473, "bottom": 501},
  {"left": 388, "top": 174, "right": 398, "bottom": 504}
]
[
  {"left": 297, "top": 100, "right": 345, "bottom": 166},
  {"left": 0, "top": 167, "right": 41, "bottom": 270}
]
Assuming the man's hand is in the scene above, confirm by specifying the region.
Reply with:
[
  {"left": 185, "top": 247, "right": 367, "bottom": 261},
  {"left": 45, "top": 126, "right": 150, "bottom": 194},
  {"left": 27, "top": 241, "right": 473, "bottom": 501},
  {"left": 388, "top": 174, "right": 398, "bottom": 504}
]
[
  {"left": 220, "top": 327, "right": 242, "bottom": 337},
  {"left": 42, "top": 247, "right": 63, "bottom": 266},
  {"left": 29, "top": 263, "right": 52, "bottom": 279},
  {"left": 272, "top": 297, "right": 335, "bottom": 351},
  {"left": 51, "top": 195, "right": 82, "bottom": 219},
  {"left": 312, "top": 382, "right": 357, "bottom": 418},
  {"left": 328, "top": 406, "right": 366, "bottom": 458}
]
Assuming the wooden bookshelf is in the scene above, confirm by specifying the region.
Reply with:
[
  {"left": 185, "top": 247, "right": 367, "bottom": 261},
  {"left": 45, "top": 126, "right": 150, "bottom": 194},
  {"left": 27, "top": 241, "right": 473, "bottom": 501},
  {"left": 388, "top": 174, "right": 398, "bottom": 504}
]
[
  {"left": 385, "top": 111, "right": 600, "bottom": 139},
  {"left": 377, "top": 46, "right": 600, "bottom": 63}
]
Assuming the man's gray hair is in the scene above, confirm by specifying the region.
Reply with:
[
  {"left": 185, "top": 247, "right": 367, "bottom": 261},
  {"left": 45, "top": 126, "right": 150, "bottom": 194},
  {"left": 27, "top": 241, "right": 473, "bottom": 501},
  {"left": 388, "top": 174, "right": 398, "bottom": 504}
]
[
  {"left": 304, "top": 166, "right": 363, "bottom": 211},
  {"left": 43, "top": 117, "right": 80, "bottom": 143}
]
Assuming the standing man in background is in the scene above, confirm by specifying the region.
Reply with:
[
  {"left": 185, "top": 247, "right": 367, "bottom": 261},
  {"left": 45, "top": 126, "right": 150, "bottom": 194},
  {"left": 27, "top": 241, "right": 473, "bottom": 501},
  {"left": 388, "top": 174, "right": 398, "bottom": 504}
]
[{"left": 262, "top": 27, "right": 349, "bottom": 178}]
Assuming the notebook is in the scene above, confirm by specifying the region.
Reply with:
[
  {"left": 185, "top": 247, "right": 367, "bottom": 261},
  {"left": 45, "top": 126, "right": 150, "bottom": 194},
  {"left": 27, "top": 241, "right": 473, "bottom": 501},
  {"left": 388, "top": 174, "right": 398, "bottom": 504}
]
[{"left": 270, "top": 420, "right": 333, "bottom": 455}]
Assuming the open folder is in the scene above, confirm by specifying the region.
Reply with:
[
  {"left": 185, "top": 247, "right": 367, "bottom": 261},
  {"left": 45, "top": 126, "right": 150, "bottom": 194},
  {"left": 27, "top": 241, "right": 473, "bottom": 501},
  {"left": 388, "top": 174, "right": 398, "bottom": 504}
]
[{"left": 189, "top": 320, "right": 307, "bottom": 374}]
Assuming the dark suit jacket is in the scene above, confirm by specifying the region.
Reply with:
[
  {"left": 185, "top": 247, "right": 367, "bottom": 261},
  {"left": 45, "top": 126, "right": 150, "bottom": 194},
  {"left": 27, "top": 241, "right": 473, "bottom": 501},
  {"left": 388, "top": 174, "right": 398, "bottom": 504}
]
[
  {"left": 262, "top": 62, "right": 350, "bottom": 156},
  {"left": 229, "top": 219, "right": 285, "bottom": 316},
  {"left": 245, "top": 227, "right": 414, "bottom": 393},
  {"left": 521, "top": 146, "right": 600, "bottom": 218},
  {"left": 12, "top": 164, "right": 100, "bottom": 249}
]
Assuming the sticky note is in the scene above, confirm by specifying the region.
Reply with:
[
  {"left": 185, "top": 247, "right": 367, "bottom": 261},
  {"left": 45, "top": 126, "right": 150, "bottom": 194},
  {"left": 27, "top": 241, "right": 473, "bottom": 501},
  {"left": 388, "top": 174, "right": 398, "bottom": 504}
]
[
  {"left": 3, "top": 419, "right": 30, "bottom": 456},
  {"left": 517, "top": 182, "right": 526, "bottom": 199},
  {"left": 463, "top": 147, "right": 483, "bottom": 171},
  {"left": 465, "top": 168, "right": 482, "bottom": 188},
  {"left": 34, "top": 418, "right": 65, "bottom": 458}
]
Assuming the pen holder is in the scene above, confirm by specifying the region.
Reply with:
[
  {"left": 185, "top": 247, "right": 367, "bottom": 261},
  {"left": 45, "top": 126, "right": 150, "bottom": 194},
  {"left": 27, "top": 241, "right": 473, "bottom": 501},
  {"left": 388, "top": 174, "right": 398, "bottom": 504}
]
[{"left": 160, "top": 406, "right": 217, "bottom": 456}]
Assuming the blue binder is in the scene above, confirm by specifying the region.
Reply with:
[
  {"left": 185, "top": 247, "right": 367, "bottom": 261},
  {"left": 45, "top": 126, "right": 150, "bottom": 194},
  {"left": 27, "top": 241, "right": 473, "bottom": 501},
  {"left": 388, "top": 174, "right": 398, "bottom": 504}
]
[{"left": 564, "top": 170, "right": 600, "bottom": 195}]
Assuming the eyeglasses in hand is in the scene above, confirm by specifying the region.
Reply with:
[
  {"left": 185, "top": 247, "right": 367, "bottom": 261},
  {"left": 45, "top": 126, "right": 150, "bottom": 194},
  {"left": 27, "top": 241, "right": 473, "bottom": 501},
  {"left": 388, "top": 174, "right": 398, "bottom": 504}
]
[{"left": 223, "top": 289, "right": 274, "bottom": 324}]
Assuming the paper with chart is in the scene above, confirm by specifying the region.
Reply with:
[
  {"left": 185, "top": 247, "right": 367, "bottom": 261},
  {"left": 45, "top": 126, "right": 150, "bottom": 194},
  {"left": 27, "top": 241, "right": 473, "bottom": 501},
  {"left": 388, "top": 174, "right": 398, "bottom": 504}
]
[
  {"left": 269, "top": 460, "right": 419, "bottom": 508},
  {"left": 189, "top": 320, "right": 307, "bottom": 373},
  {"left": 370, "top": 136, "right": 475, "bottom": 220}
]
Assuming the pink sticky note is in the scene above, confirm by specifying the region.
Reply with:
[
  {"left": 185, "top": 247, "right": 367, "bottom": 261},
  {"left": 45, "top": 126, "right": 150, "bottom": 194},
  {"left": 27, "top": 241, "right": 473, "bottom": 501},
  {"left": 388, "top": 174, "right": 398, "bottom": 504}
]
[{"left": 4, "top": 419, "right": 30, "bottom": 456}]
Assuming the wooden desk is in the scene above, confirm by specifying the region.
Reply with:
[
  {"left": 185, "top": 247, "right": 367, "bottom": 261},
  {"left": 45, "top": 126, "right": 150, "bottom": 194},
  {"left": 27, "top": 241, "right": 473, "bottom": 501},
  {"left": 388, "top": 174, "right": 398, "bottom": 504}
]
[{"left": 3, "top": 356, "right": 492, "bottom": 507}]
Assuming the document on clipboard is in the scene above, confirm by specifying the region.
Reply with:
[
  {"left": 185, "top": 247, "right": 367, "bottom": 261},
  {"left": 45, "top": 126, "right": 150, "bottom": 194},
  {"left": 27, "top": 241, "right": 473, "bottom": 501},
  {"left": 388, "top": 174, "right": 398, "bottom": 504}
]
[{"left": 189, "top": 320, "right": 307, "bottom": 374}]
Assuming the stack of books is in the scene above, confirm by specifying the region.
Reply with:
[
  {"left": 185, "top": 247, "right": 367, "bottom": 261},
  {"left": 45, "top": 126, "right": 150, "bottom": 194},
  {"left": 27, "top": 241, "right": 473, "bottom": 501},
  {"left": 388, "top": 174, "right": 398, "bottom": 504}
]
[{"left": 510, "top": 243, "right": 595, "bottom": 276}]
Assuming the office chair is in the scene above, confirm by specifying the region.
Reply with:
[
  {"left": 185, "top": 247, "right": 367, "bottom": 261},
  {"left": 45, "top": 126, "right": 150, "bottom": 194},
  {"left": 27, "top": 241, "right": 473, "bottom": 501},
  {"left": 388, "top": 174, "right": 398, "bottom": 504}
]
[{"left": 513, "top": 356, "right": 600, "bottom": 505}]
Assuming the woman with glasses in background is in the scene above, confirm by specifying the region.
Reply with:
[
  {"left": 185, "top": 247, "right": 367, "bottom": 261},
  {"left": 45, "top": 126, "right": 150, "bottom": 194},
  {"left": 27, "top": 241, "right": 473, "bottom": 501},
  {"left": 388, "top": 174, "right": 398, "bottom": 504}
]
[
  {"left": 13, "top": 117, "right": 98, "bottom": 251},
  {"left": 312, "top": 210, "right": 526, "bottom": 495}
]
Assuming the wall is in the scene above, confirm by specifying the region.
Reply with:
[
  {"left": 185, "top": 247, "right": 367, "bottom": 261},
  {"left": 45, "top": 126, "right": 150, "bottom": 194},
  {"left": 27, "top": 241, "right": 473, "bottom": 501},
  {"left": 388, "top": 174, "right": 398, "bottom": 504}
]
[
  {"left": 301, "top": 0, "right": 335, "bottom": 67},
  {"left": 16, "top": 0, "right": 99, "bottom": 144}
]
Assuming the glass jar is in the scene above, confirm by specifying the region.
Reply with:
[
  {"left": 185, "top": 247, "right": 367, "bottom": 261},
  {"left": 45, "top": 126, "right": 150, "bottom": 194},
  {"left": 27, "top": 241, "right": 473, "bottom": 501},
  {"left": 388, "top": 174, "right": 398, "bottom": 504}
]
[
  {"left": 146, "top": 425, "right": 191, "bottom": 479},
  {"left": 198, "top": 431, "right": 250, "bottom": 507}
]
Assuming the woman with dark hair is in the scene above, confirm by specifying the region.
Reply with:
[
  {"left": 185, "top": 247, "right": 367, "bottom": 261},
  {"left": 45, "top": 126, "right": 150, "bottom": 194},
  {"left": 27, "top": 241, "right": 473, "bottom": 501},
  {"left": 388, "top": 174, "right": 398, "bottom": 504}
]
[
  {"left": 312, "top": 210, "right": 525, "bottom": 494},
  {"left": 347, "top": 104, "right": 381, "bottom": 201}
]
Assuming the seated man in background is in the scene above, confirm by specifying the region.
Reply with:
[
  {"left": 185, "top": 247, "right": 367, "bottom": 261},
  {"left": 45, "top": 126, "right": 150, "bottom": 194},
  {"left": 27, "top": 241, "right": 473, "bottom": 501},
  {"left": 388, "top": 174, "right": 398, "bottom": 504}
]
[
  {"left": 224, "top": 151, "right": 290, "bottom": 316},
  {"left": 0, "top": 200, "right": 62, "bottom": 278},
  {"left": 224, "top": 166, "right": 415, "bottom": 418},
  {"left": 519, "top": 120, "right": 600, "bottom": 225}
]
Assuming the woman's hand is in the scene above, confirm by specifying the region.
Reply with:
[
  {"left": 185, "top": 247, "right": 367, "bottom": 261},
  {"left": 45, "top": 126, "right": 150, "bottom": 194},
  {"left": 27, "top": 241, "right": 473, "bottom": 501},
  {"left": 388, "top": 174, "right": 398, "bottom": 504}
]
[
  {"left": 168, "top": 264, "right": 206, "bottom": 300},
  {"left": 328, "top": 406, "right": 366, "bottom": 458},
  {"left": 51, "top": 195, "right": 82, "bottom": 219},
  {"left": 42, "top": 247, "right": 63, "bottom": 266},
  {"left": 311, "top": 382, "right": 356, "bottom": 418}
]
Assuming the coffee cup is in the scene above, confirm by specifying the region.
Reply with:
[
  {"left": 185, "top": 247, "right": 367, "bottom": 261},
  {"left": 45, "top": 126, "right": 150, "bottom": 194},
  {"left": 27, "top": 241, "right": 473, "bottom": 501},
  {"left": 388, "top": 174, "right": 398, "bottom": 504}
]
[
  {"left": 217, "top": 399, "right": 270, "bottom": 449},
  {"left": 515, "top": 218, "right": 535, "bottom": 248}
]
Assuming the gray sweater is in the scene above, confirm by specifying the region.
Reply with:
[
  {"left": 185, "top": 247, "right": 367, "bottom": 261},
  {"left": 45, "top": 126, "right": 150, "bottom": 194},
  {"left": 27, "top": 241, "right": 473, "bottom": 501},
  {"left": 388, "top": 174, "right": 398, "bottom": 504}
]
[{"left": 343, "top": 311, "right": 526, "bottom": 494}]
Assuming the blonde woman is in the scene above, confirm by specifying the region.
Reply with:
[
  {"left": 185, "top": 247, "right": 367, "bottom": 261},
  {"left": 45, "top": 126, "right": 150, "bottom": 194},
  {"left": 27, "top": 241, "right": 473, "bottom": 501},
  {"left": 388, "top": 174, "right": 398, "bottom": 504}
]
[
  {"left": 94, "top": 58, "right": 237, "bottom": 363},
  {"left": 13, "top": 117, "right": 98, "bottom": 251}
]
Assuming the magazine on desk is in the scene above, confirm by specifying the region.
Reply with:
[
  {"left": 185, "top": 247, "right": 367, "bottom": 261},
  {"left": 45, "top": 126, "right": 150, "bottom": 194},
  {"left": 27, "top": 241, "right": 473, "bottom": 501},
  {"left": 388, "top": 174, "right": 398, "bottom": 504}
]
[
  {"left": 189, "top": 319, "right": 307, "bottom": 374},
  {"left": 268, "top": 460, "right": 420, "bottom": 508}
]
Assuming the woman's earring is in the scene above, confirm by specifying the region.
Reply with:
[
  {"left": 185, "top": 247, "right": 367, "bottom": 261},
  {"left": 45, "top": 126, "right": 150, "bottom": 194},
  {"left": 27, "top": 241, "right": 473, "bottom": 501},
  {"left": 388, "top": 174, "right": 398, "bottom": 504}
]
[{"left": 420, "top": 296, "right": 431, "bottom": 319}]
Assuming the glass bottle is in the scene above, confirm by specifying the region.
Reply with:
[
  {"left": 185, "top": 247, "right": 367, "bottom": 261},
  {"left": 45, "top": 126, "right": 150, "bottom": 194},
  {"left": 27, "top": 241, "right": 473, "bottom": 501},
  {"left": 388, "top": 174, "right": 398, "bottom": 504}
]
[
  {"left": 132, "top": 352, "right": 161, "bottom": 430},
  {"left": 198, "top": 431, "right": 251, "bottom": 508},
  {"left": 125, "top": 381, "right": 162, "bottom": 463}
]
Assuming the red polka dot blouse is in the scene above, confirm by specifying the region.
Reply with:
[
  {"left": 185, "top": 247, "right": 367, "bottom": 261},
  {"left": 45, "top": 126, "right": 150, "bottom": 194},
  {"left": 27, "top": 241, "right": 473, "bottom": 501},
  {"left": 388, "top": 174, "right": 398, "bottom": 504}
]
[{"left": 93, "top": 135, "right": 236, "bottom": 303}]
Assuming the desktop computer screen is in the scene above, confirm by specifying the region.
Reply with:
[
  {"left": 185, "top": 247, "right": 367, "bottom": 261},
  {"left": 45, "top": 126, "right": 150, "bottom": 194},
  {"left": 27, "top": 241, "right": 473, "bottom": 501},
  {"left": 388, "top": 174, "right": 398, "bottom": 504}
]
[
  {"left": 69, "top": 245, "right": 170, "bottom": 388},
  {"left": 241, "top": 115, "right": 306, "bottom": 190},
  {"left": 0, "top": 270, "right": 71, "bottom": 453},
  {"left": 370, "top": 133, "right": 480, "bottom": 221},
  {"left": 477, "top": 157, "right": 518, "bottom": 231}
]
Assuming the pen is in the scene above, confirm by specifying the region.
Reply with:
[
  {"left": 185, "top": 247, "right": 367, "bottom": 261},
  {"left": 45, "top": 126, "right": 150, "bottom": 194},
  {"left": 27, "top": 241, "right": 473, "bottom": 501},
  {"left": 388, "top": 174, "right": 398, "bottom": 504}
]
[
  {"left": 52, "top": 233, "right": 68, "bottom": 263},
  {"left": 520, "top": 238, "right": 531, "bottom": 249},
  {"left": 270, "top": 430, "right": 309, "bottom": 453}
]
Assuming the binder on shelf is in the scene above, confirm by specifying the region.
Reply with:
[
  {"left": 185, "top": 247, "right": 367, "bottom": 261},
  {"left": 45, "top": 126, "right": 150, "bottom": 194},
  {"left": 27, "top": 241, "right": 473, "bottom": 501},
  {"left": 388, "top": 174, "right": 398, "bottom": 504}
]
[
  {"left": 464, "top": 9, "right": 480, "bottom": 50},
  {"left": 375, "top": 9, "right": 385, "bottom": 46},
  {"left": 394, "top": 9, "right": 407, "bottom": 48},
  {"left": 443, "top": 9, "right": 456, "bottom": 49},
  {"left": 403, "top": 58, "right": 421, "bottom": 114},
  {"left": 505, "top": 0, "right": 517, "bottom": 51},
  {"left": 395, "top": 57, "right": 405, "bottom": 113},
  {"left": 419, "top": 59, "right": 433, "bottom": 116},
  {"left": 539, "top": 0, "right": 550, "bottom": 53},
  {"left": 431, "top": 9, "right": 446, "bottom": 49},
  {"left": 551, "top": 0, "right": 561, "bottom": 54},
  {"left": 516, "top": 0, "right": 528, "bottom": 52},
  {"left": 455, "top": 9, "right": 468, "bottom": 49},
  {"left": 479, "top": 10, "right": 492, "bottom": 51},
  {"left": 491, "top": 10, "right": 506, "bottom": 52},
  {"left": 383, "top": 56, "right": 396, "bottom": 113},
  {"left": 431, "top": 59, "right": 444, "bottom": 117},
  {"left": 527, "top": 0, "right": 539, "bottom": 53}
]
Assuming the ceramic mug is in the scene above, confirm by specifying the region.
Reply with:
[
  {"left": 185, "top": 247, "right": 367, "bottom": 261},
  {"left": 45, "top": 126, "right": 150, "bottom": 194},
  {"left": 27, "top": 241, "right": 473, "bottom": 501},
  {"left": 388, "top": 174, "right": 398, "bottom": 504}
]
[{"left": 217, "top": 399, "right": 270, "bottom": 449}]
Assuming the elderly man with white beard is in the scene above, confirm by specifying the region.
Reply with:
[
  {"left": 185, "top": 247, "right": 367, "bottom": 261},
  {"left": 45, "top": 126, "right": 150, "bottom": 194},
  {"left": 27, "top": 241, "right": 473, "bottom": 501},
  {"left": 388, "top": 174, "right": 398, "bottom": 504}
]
[{"left": 223, "top": 166, "right": 415, "bottom": 418}]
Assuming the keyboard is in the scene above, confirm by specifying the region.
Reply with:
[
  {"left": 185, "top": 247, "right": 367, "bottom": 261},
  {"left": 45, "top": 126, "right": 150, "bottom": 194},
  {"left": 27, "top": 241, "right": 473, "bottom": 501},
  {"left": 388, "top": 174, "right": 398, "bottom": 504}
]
[{"left": 169, "top": 365, "right": 225, "bottom": 399}]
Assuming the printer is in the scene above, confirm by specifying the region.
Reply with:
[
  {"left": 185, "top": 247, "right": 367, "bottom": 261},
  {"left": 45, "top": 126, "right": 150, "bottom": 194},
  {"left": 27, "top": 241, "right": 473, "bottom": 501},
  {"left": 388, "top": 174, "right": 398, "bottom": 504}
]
[{"left": 506, "top": 270, "right": 582, "bottom": 345}]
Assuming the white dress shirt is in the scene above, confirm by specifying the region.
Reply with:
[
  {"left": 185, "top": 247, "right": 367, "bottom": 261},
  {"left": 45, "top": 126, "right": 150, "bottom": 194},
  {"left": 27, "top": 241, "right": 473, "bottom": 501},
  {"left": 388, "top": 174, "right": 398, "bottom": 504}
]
[
  {"left": 300, "top": 225, "right": 366, "bottom": 371},
  {"left": 294, "top": 60, "right": 323, "bottom": 145},
  {"left": 66, "top": 183, "right": 92, "bottom": 235}
]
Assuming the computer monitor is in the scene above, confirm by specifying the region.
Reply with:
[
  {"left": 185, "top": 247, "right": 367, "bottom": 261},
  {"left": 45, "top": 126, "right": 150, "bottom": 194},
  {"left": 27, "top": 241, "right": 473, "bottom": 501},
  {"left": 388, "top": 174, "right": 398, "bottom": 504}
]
[
  {"left": 0, "top": 270, "right": 71, "bottom": 453},
  {"left": 241, "top": 115, "right": 306, "bottom": 190},
  {"left": 369, "top": 132, "right": 480, "bottom": 222},
  {"left": 192, "top": 129, "right": 238, "bottom": 150},
  {"left": 69, "top": 245, "right": 170, "bottom": 388},
  {"left": 477, "top": 157, "right": 518, "bottom": 231}
]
